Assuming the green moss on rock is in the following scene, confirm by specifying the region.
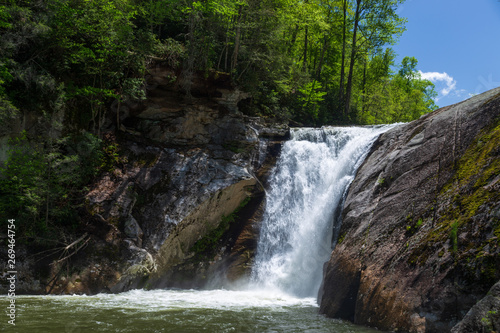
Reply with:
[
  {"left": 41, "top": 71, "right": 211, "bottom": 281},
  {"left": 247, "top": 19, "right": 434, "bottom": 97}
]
[
  {"left": 407, "top": 117, "right": 500, "bottom": 283},
  {"left": 189, "top": 196, "right": 251, "bottom": 258}
]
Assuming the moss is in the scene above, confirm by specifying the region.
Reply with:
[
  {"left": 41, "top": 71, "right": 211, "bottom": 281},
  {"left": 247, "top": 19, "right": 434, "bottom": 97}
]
[
  {"left": 189, "top": 196, "right": 251, "bottom": 257},
  {"left": 449, "top": 220, "right": 458, "bottom": 253},
  {"left": 405, "top": 217, "right": 424, "bottom": 237},
  {"left": 337, "top": 232, "right": 346, "bottom": 245},
  {"left": 129, "top": 151, "right": 159, "bottom": 168},
  {"left": 407, "top": 117, "right": 500, "bottom": 271}
]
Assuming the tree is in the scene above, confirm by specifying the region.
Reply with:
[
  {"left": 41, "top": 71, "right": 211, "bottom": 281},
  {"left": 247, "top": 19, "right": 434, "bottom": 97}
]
[
  {"left": 343, "top": 0, "right": 406, "bottom": 117},
  {"left": 355, "top": 52, "right": 437, "bottom": 124}
]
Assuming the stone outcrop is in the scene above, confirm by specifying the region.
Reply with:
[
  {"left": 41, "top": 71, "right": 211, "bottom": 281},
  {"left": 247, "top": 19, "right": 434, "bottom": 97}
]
[
  {"left": 320, "top": 87, "right": 500, "bottom": 332},
  {"left": 1, "top": 62, "right": 287, "bottom": 295},
  {"left": 451, "top": 280, "right": 500, "bottom": 333},
  {"left": 75, "top": 64, "right": 288, "bottom": 293}
]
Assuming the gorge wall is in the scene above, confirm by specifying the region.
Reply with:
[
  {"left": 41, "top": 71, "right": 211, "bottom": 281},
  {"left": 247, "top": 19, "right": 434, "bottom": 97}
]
[
  {"left": 320, "top": 87, "right": 500, "bottom": 332},
  {"left": 3, "top": 63, "right": 287, "bottom": 294},
  {"left": 78, "top": 67, "right": 289, "bottom": 293}
]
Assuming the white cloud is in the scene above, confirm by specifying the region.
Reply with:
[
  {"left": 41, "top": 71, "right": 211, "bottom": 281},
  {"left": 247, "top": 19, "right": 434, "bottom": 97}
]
[{"left": 418, "top": 71, "right": 457, "bottom": 97}]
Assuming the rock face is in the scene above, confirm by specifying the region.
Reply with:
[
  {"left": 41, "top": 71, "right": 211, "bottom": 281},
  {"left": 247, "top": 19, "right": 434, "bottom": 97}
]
[
  {"left": 0, "top": 62, "right": 287, "bottom": 295},
  {"left": 320, "top": 87, "right": 500, "bottom": 332},
  {"left": 451, "top": 280, "right": 500, "bottom": 333},
  {"left": 78, "top": 64, "right": 288, "bottom": 293}
]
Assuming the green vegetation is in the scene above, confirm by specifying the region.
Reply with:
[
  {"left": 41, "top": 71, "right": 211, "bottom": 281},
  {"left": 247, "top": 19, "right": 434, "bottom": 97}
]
[
  {"left": 0, "top": 131, "right": 119, "bottom": 242},
  {"left": 481, "top": 310, "right": 498, "bottom": 332},
  {"left": 0, "top": 0, "right": 437, "bottom": 129},
  {"left": 190, "top": 196, "right": 251, "bottom": 257},
  {"left": 337, "top": 231, "right": 347, "bottom": 245},
  {"left": 449, "top": 220, "right": 458, "bottom": 254},
  {"left": 405, "top": 217, "right": 423, "bottom": 236}
]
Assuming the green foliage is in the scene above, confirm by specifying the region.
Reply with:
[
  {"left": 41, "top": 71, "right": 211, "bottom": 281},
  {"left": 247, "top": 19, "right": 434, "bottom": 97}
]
[
  {"left": 405, "top": 217, "right": 423, "bottom": 236},
  {"left": 355, "top": 54, "right": 438, "bottom": 124},
  {"left": 337, "top": 231, "right": 347, "bottom": 245},
  {"left": 0, "top": 131, "right": 107, "bottom": 240},
  {"left": 297, "top": 81, "right": 327, "bottom": 121},
  {"left": 480, "top": 310, "right": 497, "bottom": 332},
  {"left": 0, "top": 0, "right": 436, "bottom": 128},
  {"left": 0, "top": 0, "right": 444, "bottom": 245},
  {"left": 0, "top": 0, "right": 158, "bottom": 132}
]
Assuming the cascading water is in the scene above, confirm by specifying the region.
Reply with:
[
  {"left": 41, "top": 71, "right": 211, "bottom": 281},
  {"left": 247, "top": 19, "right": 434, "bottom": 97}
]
[{"left": 251, "top": 125, "right": 396, "bottom": 297}]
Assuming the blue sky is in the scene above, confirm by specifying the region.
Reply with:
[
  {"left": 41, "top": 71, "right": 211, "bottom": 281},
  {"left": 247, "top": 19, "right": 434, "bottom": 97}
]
[{"left": 393, "top": 0, "right": 500, "bottom": 108}]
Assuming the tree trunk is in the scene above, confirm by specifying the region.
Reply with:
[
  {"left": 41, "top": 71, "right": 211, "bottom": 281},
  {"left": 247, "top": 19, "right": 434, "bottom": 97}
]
[
  {"left": 45, "top": 152, "right": 51, "bottom": 227},
  {"left": 231, "top": 5, "right": 243, "bottom": 73},
  {"left": 287, "top": 24, "right": 299, "bottom": 55},
  {"left": 338, "top": 0, "right": 347, "bottom": 103},
  {"left": 316, "top": 35, "right": 328, "bottom": 81},
  {"left": 303, "top": 25, "right": 308, "bottom": 72},
  {"left": 183, "top": 7, "right": 196, "bottom": 102},
  {"left": 362, "top": 55, "right": 367, "bottom": 114},
  {"left": 344, "top": 0, "right": 362, "bottom": 117}
]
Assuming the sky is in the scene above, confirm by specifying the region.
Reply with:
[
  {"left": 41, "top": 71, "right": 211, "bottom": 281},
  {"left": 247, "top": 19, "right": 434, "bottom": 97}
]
[{"left": 392, "top": 0, "right": 500, "bottom": 108}]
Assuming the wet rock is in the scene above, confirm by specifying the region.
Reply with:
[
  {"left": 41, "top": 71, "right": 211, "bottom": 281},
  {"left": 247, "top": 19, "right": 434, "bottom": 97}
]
[
  {"left": 124, "top": 215, "right": 143, "bottom": 247},
  {"left": 320, "top": 87, "right": 500, "bottom": 332},
  {"left": 451, "top": 280, "right": 500, "bottom": 333},
  {"left": 82, "top": 62, "right": 289, "bottom": 292}
]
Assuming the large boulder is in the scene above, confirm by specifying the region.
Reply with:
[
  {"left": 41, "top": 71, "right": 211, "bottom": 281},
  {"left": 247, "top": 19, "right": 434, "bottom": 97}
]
[{"left": 320, "top": 87, "right": 500, "bottom": 332}]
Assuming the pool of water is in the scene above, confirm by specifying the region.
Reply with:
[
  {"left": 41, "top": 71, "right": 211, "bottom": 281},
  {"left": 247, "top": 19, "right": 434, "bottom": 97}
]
[{"left": 1, "top": 289, "right": 381, "bottom": 332}]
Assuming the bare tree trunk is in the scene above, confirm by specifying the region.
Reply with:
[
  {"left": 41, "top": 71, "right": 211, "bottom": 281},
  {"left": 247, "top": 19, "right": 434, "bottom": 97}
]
[
  {"left": 303, "top": 25, "right": 308, "bottom": 72},
  {"left": 183, "top": 7, "right": 196, "bottom": 102},
  {"left": 231, "top": 5, "right": 243, "bottom": 73},
  {"left": 45, "top": 152, "right": 51, "bottom": 227},
  {"left": 344, "top": 0, "right": 362, "bottom": 117},
  {"left": 338, "top": 0, "right": 347, "bottom": 104},
  {"left": 362, "top": 54, "right": 367, "bottom": 114},
  {"left": 116, "top": 98, "right": 121, "bottom": 129},
  {"left": 316, "top": 35, "right": 329, "bottom": 81}
]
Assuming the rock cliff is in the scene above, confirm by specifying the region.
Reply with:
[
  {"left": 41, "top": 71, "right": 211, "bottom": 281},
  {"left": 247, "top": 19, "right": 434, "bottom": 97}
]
[
  {"left": 7, "top": 63, "right": 287, "bottom": 294},
  {"left": 83, "top": 66, "right": 288, "bottom": 293},
  {"left": 320, "top": 87, "right": 500, "bottom": 332}
]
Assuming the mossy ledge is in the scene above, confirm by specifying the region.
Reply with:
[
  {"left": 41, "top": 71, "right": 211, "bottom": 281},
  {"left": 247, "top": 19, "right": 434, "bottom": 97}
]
[{"left": 409, "top": 117, "right": 500, "bottom": 286}]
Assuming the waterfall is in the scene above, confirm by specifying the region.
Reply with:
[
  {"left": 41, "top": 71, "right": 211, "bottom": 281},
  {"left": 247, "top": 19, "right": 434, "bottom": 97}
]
[{"left": 250, "top": 125, "right": 395, "bottom": 297}]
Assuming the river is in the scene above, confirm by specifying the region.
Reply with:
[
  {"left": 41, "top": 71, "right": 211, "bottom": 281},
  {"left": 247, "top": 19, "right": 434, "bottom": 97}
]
[{"left": 2, "top": 289, "right": 380, "bottom": 332}]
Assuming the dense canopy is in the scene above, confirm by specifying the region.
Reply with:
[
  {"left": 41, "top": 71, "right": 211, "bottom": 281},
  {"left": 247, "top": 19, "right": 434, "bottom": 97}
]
[{"left": 0, "top": 0, "right": 437, "bottom": 127}]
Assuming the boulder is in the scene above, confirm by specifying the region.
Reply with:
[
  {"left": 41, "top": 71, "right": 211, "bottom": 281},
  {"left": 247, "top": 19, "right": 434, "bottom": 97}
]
[
  {"left": 320, "top": 87, "right": 500, "bottom": 332},
  {"left": 83, "top": 63, "right": 289, "bottom": 291}
]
